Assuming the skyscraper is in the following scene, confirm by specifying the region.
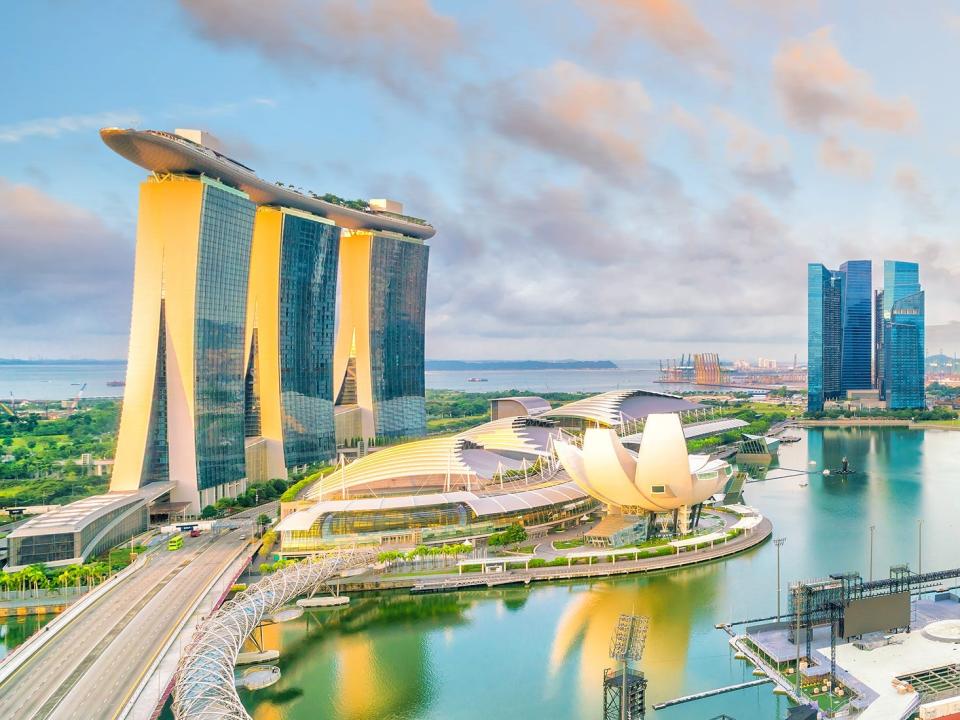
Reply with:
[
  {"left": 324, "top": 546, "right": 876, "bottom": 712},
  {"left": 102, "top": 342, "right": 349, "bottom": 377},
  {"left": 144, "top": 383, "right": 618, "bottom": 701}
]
[
  {"left": 111, "top": 174, "right": 255, "bottom": 510},
  {"left": 881, "top": 260, "right": 925, "bottom": 409},
  {"left": 101, "top": 128, "right": 435, "bottom": 511},
  {"left": 807, "top": 264, "right": 844, "bottom": 413},
  {"left": 244, "top": 207, "right": 341, "bottom": 479},
  {"left": 334, "top": 229, "right": 429, "bottom": 441},
  {"left": 839, "top": 260, "right": 872, "bottom": 391}
]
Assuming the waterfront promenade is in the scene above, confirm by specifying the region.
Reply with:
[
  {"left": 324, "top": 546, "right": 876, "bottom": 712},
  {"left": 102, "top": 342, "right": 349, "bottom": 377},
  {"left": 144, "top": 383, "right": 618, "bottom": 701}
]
[{"left": 338, "top": 515, "right": 772, "bottom": 594}]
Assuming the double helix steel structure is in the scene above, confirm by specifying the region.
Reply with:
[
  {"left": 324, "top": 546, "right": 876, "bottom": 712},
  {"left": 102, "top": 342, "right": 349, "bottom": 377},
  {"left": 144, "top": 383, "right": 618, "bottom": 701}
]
[{"left": 172, "top": 547, "right": 376, "bottom": 719}]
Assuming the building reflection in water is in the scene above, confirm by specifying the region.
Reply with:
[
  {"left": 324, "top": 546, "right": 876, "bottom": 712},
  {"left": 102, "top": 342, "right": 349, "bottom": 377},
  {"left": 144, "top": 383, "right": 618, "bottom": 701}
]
[
  {"left": 548, "top": 566, "right": 723, "bottom": 716},
  {"left": 244, "top": 593, "right": 469, "bottom": 720}
]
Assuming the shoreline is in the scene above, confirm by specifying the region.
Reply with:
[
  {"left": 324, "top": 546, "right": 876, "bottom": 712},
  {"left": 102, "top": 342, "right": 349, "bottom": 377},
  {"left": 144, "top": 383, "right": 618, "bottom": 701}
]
[
  {"left": 331, "top": 516, "right": 772, "bottom": 594},
  {"left": 797, "top": 419, "right": 960, "bottom": 431}
]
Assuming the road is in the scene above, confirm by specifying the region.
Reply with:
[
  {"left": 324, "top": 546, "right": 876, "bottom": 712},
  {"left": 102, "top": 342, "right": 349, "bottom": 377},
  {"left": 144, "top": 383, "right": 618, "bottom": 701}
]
[{"left": 0, "top": 504, "right": 272, "bottom": 720}]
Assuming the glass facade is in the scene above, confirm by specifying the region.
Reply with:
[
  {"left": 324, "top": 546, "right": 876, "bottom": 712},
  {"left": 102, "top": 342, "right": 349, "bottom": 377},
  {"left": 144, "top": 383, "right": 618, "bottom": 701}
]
[
  {"left": 278, "top": 213, "right": 340, "bottom": 465},
  {"left": 885, "top": 291, "right": 925, "bottom": 409},
  {"left": 807, "top": 264, "right": 844, "bottom": 412},
  {"left": 879, "top": 261, "right": 924, "bottom": 409},
  {"left": 281, "top": 496, "right": 597, "bottom": 552},
  {"left": 142, "top": 301, "right": 169, "bottom": 484},
  {"left": 839, "top": 260, "right": 872, "bottom": 391},
  {"left": 10, "top": 532, "right": 76, "bottom": 566},
  {"left": 194, "top": 180, "right": 255, "bottom": 491},
  {"left": 369, "top": 236, "right": 428, "bottom": 437},
  {"left": 874, "top": 289, "right": 885, "bottom": 393}
]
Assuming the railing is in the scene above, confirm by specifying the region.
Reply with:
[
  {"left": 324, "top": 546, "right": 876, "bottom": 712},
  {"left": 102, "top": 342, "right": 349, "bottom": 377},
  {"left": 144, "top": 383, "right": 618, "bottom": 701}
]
[{"left": 171, "top": 547, "right": 376, "bottom": 720}]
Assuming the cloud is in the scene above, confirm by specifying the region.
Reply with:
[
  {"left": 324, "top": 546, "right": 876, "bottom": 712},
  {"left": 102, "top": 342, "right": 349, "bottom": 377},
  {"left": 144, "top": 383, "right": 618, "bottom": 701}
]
[
  {"left": 713, "top": 108, "right": 795, "bottom": 197},
  {"left": 0, "top": 111, "right": 141, "bottom": 144},
  {"left": 579, "top": 0, "right": 728, "bottom": 81},
  {"left": 818, "top": 136, "right": 873, "bottom": 178},
  {"left": 177, "top": 0, "right": 461, "bottom": 97},
  {"left": 773, "top": 27, "right": 917, "bottom": 133},
  {"left": 893, "top": 164, "right": 939, "bottom": 219},
  {"left": 0, "top": 179, "right": 133, "bottom": 357},
  {"left": 669, "top": 105, "right": 708, "bottom": 154},
  {"left": 474, "top": 61, "right": 651, "bottom": 182}
]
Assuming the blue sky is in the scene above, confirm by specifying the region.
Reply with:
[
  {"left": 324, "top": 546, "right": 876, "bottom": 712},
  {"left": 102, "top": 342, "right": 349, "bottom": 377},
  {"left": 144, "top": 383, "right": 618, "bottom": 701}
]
[{"left": 3, "top": 0, "right": 960, "bottom": 361}]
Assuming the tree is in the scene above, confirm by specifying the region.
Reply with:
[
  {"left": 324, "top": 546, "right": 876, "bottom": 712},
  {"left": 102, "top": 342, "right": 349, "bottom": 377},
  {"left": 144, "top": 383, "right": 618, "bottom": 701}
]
[
  {"left": 200, "top": 505, "right": 218, "bottom": 519},
  {"left": 488, "top": 523, "right": 527, "bottom": 548},
  {"left": 256, "top": 513, "right": 271, "bottom": 532}
]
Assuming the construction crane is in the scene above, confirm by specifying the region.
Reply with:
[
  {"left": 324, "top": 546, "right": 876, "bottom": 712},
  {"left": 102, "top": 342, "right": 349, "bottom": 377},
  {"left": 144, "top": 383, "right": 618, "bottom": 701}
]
[{"left": 604, "top": 614, "right": 649, "bottom": 720}]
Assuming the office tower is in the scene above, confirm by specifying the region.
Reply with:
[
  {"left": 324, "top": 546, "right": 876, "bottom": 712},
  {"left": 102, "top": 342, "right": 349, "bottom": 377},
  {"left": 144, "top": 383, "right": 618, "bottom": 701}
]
[
  {"left": 807, "top": 264, "right": 844, "bottom": 412},
  {"left": 334, "top": 229, "right": 429, "bottom": 441},
  {"left": 881, "top": 260, "right": 925, "bottom": 409},
  {"left": 874, "top": 289, "right": 884, "bottom": 392},
  {"left": 111, "top": 174, "right": 255, "bottom": 510},
  {"left": 102, "top": 128, "right": 435, "bottom": 511},
  {"left": 839, "top": 260, "right": 872, "bottom": 391},
  {"left": 245, "top": 207, "right": 341, "bottom": 479}
]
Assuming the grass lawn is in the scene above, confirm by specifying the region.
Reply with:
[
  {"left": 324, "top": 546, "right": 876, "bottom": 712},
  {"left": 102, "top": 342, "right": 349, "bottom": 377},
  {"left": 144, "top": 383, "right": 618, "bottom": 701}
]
[
  {"left": 7, "top": 434, "right": 71, "bottom": 449},
  {"left": 914, "top": 419, "right": 960, "bottom": 427}
]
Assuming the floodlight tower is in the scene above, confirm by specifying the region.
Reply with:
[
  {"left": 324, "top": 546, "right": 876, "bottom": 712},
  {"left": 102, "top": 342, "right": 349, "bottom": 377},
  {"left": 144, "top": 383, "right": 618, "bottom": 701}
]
[{"left": 603, "top": 614, "right": 649, "bottom": 720}]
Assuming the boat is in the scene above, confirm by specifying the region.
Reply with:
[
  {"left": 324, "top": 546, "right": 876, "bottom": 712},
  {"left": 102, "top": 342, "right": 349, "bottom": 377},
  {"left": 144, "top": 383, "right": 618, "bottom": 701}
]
[
  {"left": 106, "top": 380, "right": 125, "bottom": 387},
  {"left": 467, "top": 377, "right": 488, "bottom": 382}
]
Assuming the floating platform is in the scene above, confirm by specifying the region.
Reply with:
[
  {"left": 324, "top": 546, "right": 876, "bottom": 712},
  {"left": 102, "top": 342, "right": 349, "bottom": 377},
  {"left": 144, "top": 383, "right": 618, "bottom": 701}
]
[
  {"left": 236, "top": 665, "right": 281, "bottom": 690},
  {"left": 297, "top": 596, "right": 349, "bottom": 608},
  {"left": 236, "top": 650, "right": 280, "bottom": 666}
]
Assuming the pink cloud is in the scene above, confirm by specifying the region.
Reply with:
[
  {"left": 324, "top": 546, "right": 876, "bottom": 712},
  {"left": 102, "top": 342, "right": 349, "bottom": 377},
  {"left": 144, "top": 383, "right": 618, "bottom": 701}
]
[{"left": 773, "top": 27, "right": 917, "bottom": 133}]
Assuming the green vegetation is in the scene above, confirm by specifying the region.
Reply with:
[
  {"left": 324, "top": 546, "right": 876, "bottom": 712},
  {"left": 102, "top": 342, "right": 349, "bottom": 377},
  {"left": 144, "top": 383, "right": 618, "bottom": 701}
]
[
  {"left": 0, "top": 545, "right": 144, "bottom": 594},
  {"left": 687, "top": 401, "right": 793, "bottom": 452},
  {"left": 488, "top": 523, "right": 528, "bottom": 548},
  {"left": 805, "top": 404, "right": 958, "bottom": 421},
  {"left": 377, "top": 543, "right": 472, "bottom": 564},
  {"left": 425, "top": 389, "right": 592, "bottom": 435},
  {"left": 259, "top": 531, "right": 277, "bottom": 557},
  {"left": 279, "top": 465, "right": 332, "bottom": 502},
  {"left": 0, "top": 400, "right": 119, "bottom": 506},
  {"left": 552, "top": 538, "right": 584, "bottom": 550}
]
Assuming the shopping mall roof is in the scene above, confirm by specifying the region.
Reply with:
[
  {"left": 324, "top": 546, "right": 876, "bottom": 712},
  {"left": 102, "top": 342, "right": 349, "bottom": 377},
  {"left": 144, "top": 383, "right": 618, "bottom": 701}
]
[
  {"left": 303, "top": 416, "right": 559, "bottom": 499},
  {"left": 544, "top": 389, "right": 701, "bottom": 426},
  {"left": 619, "top": 417, "right": 749, "bottom": 445},
  {"left": 8, "top": 482, "right": 174, "bottom": 538},
  {"left": 100, "top": 128, "right": 435, "bottom": 239},
  {"left": 278, "top": 480, "right": 589, "bottom": 532}
]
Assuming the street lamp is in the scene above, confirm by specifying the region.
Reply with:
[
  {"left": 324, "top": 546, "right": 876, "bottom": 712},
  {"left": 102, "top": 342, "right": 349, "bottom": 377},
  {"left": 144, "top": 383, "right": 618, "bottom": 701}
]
[
  {"left": 869, "top": 525, "right": 875, "bottom": 582},
  {"left": 775, "top": 537, "right": 786, "bottom": 622}
]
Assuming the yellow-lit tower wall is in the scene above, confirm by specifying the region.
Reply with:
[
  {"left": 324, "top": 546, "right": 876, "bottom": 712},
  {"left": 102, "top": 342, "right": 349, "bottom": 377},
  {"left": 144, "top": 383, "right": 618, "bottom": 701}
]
[
  {"left": 244, "top": 207, "right": 341, "bottom": 479},
  {"left": 334, "top": 230, "right": 429, "bottom": 443},
  {"left": 111, "top": 174, "right": 255, "bottom": 511}
]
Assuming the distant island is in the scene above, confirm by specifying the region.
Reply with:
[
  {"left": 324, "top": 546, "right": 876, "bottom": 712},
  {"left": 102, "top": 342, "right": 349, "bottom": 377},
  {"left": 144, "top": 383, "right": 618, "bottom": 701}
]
[
  {"left": 426, "top": 360, "right": 618, "bottom": 371},
  {"left": 0, "top": 358, "right": 125, "bottom": 365}
]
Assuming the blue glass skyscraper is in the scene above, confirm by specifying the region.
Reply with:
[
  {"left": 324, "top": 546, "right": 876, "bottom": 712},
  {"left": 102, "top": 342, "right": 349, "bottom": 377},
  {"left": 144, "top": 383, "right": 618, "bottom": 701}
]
[
  {"left": 839, "top": 260, "right": 873, "bottom": 391},
  {"left": 808, "top": 264, "right": 845, "bottom": 412},
  {"left": 881, "top": 260, "right": 925, "bottom": 409}
]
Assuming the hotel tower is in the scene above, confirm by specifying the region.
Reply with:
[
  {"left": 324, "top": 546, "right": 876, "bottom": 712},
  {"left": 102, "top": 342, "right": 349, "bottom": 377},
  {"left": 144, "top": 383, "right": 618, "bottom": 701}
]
[{"left": 101, "top": 128, "right": 434, "bottom": 511}]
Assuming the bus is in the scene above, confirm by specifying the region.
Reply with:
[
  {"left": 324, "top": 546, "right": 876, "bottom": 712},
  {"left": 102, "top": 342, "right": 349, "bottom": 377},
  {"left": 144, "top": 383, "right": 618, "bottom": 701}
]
[{"left": 167, "top": 534, "right": 184, "bottom": 551}]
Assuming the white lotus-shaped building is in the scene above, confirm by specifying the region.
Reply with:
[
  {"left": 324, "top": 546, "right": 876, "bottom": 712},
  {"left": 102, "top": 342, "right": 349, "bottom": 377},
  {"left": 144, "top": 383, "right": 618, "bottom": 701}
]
[{"left": 554, "top": 413, "right": 732, "bottom": 512}]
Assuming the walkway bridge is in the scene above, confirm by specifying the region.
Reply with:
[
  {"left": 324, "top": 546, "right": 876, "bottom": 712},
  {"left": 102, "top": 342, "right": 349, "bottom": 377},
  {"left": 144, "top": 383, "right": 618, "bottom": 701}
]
[{"left": 172, "top": 548, "right": 377, "bottom": 720}]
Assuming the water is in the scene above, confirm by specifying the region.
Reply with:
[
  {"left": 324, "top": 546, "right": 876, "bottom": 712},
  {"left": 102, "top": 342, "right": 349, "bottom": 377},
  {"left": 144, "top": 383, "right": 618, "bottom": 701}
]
[
  {"left": 0, "top": 362, "right": 127, "bottom": 401},
  {"left": 0, "top": 614, "right": 55, "bottom": 660},
  {"left": 239, "top": 427, "right": 960, "bottom": 719},
  {"left": 0, "top": 360, "right": 692, "bottom": 401}
]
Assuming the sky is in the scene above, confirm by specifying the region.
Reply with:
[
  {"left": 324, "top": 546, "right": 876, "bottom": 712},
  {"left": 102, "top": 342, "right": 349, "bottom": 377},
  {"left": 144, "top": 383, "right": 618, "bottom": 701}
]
[{"left": 3, "top": 0, "right": 960, "bottom": 362}]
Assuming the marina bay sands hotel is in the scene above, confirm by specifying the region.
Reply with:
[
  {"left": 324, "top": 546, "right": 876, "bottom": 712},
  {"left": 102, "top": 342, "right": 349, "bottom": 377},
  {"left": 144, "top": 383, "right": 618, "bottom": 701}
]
[{"left": 102, "top": 128, "right": 435, "bottom": 512}]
